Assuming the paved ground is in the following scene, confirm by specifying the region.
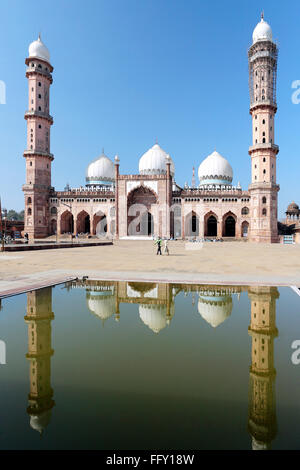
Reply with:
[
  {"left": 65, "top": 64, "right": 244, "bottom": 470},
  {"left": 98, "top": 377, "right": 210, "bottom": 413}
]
[{"left": 0, "top": 240, "right": 300, "bottom": 296}]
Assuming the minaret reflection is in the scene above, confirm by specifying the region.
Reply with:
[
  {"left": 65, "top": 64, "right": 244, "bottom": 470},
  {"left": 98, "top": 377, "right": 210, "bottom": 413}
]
[
  {"left": 248, "top": 287, "right": 279, "bottom": 450},
  {"left": 24, "top": 287, "right": 55, "bottom": 435}
]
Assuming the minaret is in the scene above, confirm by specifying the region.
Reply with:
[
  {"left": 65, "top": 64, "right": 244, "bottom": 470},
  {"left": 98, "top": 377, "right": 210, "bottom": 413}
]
[
  {"left": 22, "top": 34, "right": 54, "bottom": 240},
  {"left": 247, "top": 286, "right": 279, "bottom": 449},
  {"left": 248, "top": 14, "right": 279, "bottom": 242},
  {"left": 192, "top": 167, "right": 196, "bottom": 188},
  {"left": 24, "top": 287, "right": 55, "bottom": 435}
]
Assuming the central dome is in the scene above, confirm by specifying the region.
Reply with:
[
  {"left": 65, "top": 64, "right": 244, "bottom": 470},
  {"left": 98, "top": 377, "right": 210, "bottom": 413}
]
[
  {"left": 139, "top": 303, "right": 174, "bottom": 334},
  {"left": 86, "top": 151, "right": 115, "bottom": 185},
  {"left": 198, "top": 295, "right": 233, "bottom": 328},
  {"left": 252, "top": 15, "right": 273, "bottom": 44},
  {"left": 198, "top": 150, "right": 233, "bottom": 186},
  {"left": 139, "top": 143, "right": 175, "bottom": 177},
  {"left": 28, "top": 34, "right": 51, "bottom": 63}
]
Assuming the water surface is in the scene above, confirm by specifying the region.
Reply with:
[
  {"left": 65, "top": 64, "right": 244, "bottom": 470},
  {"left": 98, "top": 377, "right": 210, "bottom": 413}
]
[{"left": 0, "top": 280, "right": 299, "bottom": 450}]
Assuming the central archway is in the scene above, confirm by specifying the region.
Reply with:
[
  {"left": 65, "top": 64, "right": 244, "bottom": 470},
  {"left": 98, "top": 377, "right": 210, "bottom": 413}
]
[{"left": 127, "top": 186, "right": 157, "bottom": 236}]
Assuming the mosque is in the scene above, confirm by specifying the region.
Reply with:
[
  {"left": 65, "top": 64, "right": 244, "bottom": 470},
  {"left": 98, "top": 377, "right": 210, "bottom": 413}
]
[{"left": 22, "top": 14, "right": 281, "bottom": 243}]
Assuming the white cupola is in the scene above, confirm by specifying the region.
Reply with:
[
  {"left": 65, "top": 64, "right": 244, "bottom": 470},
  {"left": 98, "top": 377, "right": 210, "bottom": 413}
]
[
  {"left": 28, "top": 34, "right": 51, "bottom": 63},
  {"left": 252, "top": 13, "right": 273, "bottom": 44}
]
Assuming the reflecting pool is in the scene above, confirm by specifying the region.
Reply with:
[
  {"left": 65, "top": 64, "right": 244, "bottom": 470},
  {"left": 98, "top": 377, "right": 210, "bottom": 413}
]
[{"left": 0, "top": 280, "right": 300, "bottom": 450}]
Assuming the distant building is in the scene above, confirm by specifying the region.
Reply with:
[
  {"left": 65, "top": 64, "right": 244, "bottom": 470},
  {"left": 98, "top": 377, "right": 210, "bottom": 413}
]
[{"left": 23, "top": 15, "right": 280, "bottom": 242}]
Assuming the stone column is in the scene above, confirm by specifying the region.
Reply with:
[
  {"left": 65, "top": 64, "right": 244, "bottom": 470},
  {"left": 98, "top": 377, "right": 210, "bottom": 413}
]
[
  {"left": 217, "top": 219, "right": 222, "bottom": 238},
  {"left": 114, "top": 156, "right": 120, "bottom": 239},
  {"left": 181, "top": 209, "right": 185, "bottom": 239},
  {"left": 236, "top": 219, "right": 241, "bottom": 238},
  {"left": 57, "top": 213, "right": 61, "bottom": 236},
  {"left": 199, "top": 215, "right": 204, "bottom": 238}
]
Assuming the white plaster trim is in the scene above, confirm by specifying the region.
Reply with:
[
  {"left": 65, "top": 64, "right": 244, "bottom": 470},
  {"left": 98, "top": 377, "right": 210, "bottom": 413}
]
[{"left": 126, "top": 180, "right": 158, "bottom": 195}]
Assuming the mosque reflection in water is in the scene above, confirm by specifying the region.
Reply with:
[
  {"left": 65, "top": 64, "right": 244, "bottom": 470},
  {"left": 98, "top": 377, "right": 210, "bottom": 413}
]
[{"left": 24, "top": 280, "right": 278, "bottom": 449}]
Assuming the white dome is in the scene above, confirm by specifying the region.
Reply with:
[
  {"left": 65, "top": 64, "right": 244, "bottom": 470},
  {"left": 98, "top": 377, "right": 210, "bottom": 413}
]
[
  {"left": 30, "top": 409, "right": 52, "bottom": 434},
  {"left": 252, "top": 16, "right": 272, "bottom": 44},
  {"left": 28, "top": 34, "right": 50, "bottom": 63},
  {"left": 198, "top": 150, "right": 233, "bottom": 186},
  {"left": 252, "top": 437, "right": 269, "bottom": 450},
  {"left": 139, "top": 303, "right": 174, "bottom": 334},
  {"left": 139, "top": 143, "right": 175, "bottom": 177},
  {"left": 198, "top": 295, "right": 232, "bottom": 328},
  {"left": 87, "top": 291, "right": 115, "bottom": 322},
  {"left": 86, "top": 152, "right": 115, "bottom": 185}
]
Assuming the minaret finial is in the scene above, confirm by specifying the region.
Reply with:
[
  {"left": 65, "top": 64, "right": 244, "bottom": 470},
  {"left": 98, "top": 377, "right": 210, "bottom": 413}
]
[
  {"left": 38, "top": 32, "right": 41, "bottom": 41},
  {"left": 155, "top": 137, "right": 158, "bottom": 145},
  {"left": 261, "top": 10, "right": 264, "bottom": 20},
  {"left": 102, "top": 147, "right": 104, "bottom": 154}
]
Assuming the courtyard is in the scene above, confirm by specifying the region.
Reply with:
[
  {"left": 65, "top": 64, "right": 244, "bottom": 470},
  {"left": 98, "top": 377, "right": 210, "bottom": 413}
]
[{"left": 1, "top": 240, "right": 300, "bottom": 297}]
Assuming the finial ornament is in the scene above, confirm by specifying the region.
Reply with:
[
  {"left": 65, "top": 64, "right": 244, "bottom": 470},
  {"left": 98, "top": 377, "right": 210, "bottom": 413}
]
[
  {"left": 261, "top": 10, "right": 264, "bottom": 20},
  {"left": 102, "top": 147, "right": 104, "bottom": 154},
  {"left": 38, "top": 32, "right": 41, "bottom": 41},
  {"left": 155, "top": 137, "right": 158, "bottom": 144}
]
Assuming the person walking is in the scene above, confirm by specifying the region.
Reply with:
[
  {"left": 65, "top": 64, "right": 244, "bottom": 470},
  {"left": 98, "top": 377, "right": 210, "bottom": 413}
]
[
  {"left": 163, "top": 238, "right": 169, "bottom": 255},
  {"left": 155, "top": 237, "right": 162, "bottom": 255}
]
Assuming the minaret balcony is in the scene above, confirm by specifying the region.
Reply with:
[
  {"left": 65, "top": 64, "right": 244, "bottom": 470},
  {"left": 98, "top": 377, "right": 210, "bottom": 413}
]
[
  {"left": 249, "top": 50, "right": 277, "bottom": 62},
  {"left": 26, "top": 67, "right": 53, "bottom": 81},
  {"left": 24, "top": 110, "right": 53, "bottom": 123},
  {"left": 249, "top": 182, "right": 280, "bottom": 192},
  {"left": 250, "top": 100, "right": 277, "bottom": 111},
  {"left": 23, "top": 149, "right": 54, "bottom": 160},
  {"left": 248, "top": 143, "right": 279, "bottom": 154}
]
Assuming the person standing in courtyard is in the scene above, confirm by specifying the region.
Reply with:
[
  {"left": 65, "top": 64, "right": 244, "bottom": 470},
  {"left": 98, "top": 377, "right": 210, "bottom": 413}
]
[
  {"left": 163, "top": 238, "right": 169, "bottom": 256},
  {"left": 155, "top": 237, "right": 162, "bottom": 255}
]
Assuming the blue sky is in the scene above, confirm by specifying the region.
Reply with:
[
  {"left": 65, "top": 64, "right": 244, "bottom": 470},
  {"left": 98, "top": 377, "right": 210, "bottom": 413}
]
[{"left": 0, "top": 0, "right": 300, "bottom": 217}]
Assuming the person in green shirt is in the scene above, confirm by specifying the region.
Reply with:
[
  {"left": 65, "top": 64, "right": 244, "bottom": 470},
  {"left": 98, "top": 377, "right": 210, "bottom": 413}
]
[{"left": 155, "top": 237, "right": 162, "bottom": 255}]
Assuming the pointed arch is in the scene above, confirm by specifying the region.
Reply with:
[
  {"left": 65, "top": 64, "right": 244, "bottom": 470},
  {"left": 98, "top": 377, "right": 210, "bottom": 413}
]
[
  {"left": 60, "top": 210, "right": 74, "bottom": 234},
  {"left": 241, "top": 221, "right": 249, "bottom": 238},
  {"left": 93, "top": 209, "right": 107, "bottom": 236},
  {"left": 185, "top": 210, "right": 200, "bottom": 237},
  {"left": 76, "top": 210, "right": 90, "bottom": 234},
  {"left": 204, "top": 211, "right": 218, "bottom": 237},
  {"left": 127, "top": 185, "right": 157, "bottom": 236},
  {"left": 222, "top": 211, "right": 237, "bottom": 237}
]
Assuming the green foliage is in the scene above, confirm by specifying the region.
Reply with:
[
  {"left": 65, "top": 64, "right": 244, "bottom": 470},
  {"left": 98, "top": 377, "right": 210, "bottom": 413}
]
[{"left": 3, "top": 210, "right": 24, "bottom": 221}]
